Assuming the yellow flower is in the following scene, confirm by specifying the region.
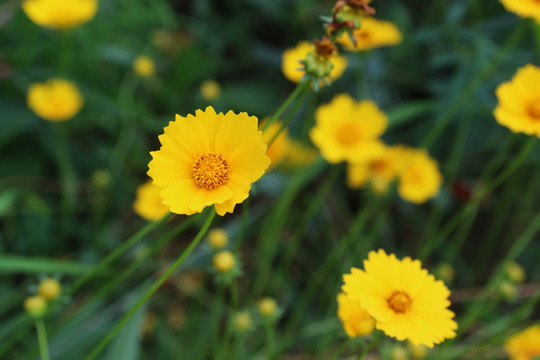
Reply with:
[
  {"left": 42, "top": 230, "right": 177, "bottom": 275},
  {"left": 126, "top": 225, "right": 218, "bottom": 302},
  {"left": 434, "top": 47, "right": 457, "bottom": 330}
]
[
  {"left": 133, "top": 181, "right": 169, "bottom": 221},
  {"left": 213, "top": 250, "right": 236, "bottom": 273},
  {"left": 207, "top": 228, "right": 229, "bottom": 250},
  {"left": 347, "top": 144, "right": 408, "bottom": 193},
  {"left": 407, "top": 342, "right": 428, "bottom": 359},
  {"left": 506, "top": 262, "right": 526, "bottom": 284},
  {"left": 504, "top": 325, "right": 540, "bottom": 360},
  {"left": 436, "top": 263, "right": 456, "bottom": 283},
  {"left": 261, "top": 121, "right": 292, "bottom": 170},
  {"left": 22, "top": 0, "right": 98, "bottom": 29},
  {"left": 27, "top": 78, "right": 83, "bottom": 122},
  {"left": 281, "top": 41, "right": 347, "bottom": 84},
  {"left": 38, "top": 278, "right": 61, "bottom": 300},
  {"left": 337, "top": 292, "right": 375, "bottom": 338},
  {"left": 494, "top": 64, "right": 540, "bottom": 137},
  {"left": 200, "top": 80, "right": 221, "bottom": 101},
  {"left": 390, "top": 346, "right": 408, "bottom": 360},
  {"left": 500, "top": 0, "right": 540, "bottom": 23},
  {"left": 397, "top": 149, "right": 442, "bottom": 204},
  {"left": 233, "top": 311, "right": 253, "bottom": 332},
  {"left": 258, "top": 297, "right": 278, "bottom": 317},
  {"left": 337, "top": 17, "right": 402, "bottom": 52},
  {"left": 342, "top": 249, "right": 457, "bottom": 347},
  {"left": 24, "top": 295, "right": 47, "bottom": 318},
  {"left": 283, "top": 140, "right": 318, "bottom": 169},
  {"left": 133, "top": 56, "right": 156, "bottom": 78},
  {"left": 310, "top": 94, "right": 387, "bottom": 164},
  {"left": 147, "top": 106, "right": 270, "bottom": 216}
]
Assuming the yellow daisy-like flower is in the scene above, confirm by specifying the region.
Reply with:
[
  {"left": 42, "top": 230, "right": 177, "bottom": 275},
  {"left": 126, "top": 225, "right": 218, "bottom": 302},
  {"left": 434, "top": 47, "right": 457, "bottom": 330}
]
[
  {"left": 281, "top": 41, "right": 347, "bottom": 84},
  {"left": 397, "top": 149, "right": 443, "bottom": 204},
  {"left": 133, "top": 56, "right": 156, "bottom": 78},
  {"left": 504, "top": 325, "right": 540, "bottom": 360},
  {"left": 27, "top": 78, "right": 84, "bottom": 122},
  {"left": 347, "top": 144, "right": 409, "bottom": 194},
  {"left": 500, "top": 0, "right": 540, "bottom": 23},
  {"left": 494, "top": 64, "right": 540, "bottom": 137},
  {"left": 342, "top": 249, "right": 457, "bottom": 347},
  {"left": 337, "top": 292, "right": 375, "bottom": 338},
  {"left": 22, "top": 0, "right": 98, "bottom": 30},
  {"left": 310, "top": 94, "right": 387, "bottom": 164},
  {"left": 337, "top": 18, "right": 402, "bottom": 52},
  {"left": 261, "top": 121, "right": 292, "bottom": 170},
  {"left": 133, "top": 181, "right": 169, "bottom": 221},
  {"left": 147, "top": 106, "right": 270, "bottom": 216}
]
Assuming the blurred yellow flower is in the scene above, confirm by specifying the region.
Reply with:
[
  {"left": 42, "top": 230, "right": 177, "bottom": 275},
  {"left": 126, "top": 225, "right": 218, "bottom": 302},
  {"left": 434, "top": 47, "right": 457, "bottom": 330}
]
[
  {"left": 337, "top": 292, "right": 375, "bottom": 338},
  {"left": 390, "top": 346, "right": 408, "bottom": 360},
  {"left": 207, "top": 228, "right": 229, "bottom": 250},
  {"left": 258, "top": 297, "right": 278, "bottom": 317},
  {"left": 147, "top": 106, "right": 270, "bottom": 216},
  {"left": 38, "top": 278, "right": 61, "bottom": 300},
  {"left": 281, "top": 41, "right": 347, "bottom": 84},
  {"left": 27, "top": 78, "right": 83, "bottom": 122},
  {"left": 506, "top": 262, "right": 526, "bottom": 284},
  {"left": 342, "top": 249, "right": 457, "bottom": 347},
  {"left": 310, "top": 94, "right": 387, "bottom": 164},
  {"left": 213, "top": 250, "right": 236, "bottom": 273},
  {"left": 504, "top": 325, "right": 540, "bottom": 360},
  {"left": 133, "top": 56, "right": 156, "bottom": 78},
  {"left": 408, "top": 342, "right": 428, "bottom": 359},
  {"left": 283, "top": 140, "right": 318, "bottom": 169},
  {"left": 233, "top": 311, "right": 253, "bottom": 332},
  {"left": 337, "top": 17, "right": 402, "bottom": 52},
  {"left": 200, "top": 80, "right": 221, "bottom": 101},
  {"left": 261, "top": 121, "right": 291, "bottom": 170},
  {"left": 494, "top": 64, "right": 540, "bottom": 137},
  {"left": 133, "top": 181, "right": 169, "bottom": 221},
  {"left": 346, "top": 144, "right": 408, "bottom": 194},
  {"left": 22, "top": 0, "right": 98, "bottom": 29},
  {"left": 500, "top": 0, "right": 540, "bottom": 23},
  {"left": 436, "top": 263, "right": 456, "bottom": 283},
  {"left": 24, "top": 295, "right": 47, "bottom": 318},
  {"left": 397, "top": 149, "right": 443, "bottom": 204}
]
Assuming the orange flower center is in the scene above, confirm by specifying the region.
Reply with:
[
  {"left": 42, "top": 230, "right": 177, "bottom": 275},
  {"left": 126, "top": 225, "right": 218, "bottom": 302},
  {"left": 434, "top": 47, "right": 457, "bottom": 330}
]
[
  {"left": 192, "top": 153, "right": 230, "bottom": 190},
  {"left": 336, "top": 123, "right": 362, "bottom": 146},
  {"left": 527, "top": 99, "right": 540, "bottom": 120},
  {"left": 387, "top": 290, "right": 412, "bottom": 313}
]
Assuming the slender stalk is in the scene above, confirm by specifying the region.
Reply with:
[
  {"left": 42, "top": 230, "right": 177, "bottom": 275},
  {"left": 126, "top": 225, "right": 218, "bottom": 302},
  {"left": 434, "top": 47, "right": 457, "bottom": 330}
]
[
  {"left": 67, "top": 213, "right": 172, "bottom": 296},
  {"left": 35, "top": 319, "right": 50, "bottom": 360},
  {"left": 267, "top": 86, "right": 309, "bottom": 147},
  {"left": 262, "top": 81, "right": 308, "bottom": 132},
  {"left": 212, "top": 284, "right": 225, "bottom": 359},
  {"left": 264, "top": 321, "right": 276, "bottom": 359},
  {"left": 357, "top": 332, "right": 382, "bottom": 360},
  {"left": 84, "top": 210, "right": 216, "bottom": 360}
]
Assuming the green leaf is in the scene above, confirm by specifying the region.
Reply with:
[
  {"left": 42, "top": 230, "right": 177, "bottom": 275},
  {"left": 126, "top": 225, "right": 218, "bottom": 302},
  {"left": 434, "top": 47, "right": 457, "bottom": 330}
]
[{"left": 0, "top": 255, "right": 101, "bottom": 275}]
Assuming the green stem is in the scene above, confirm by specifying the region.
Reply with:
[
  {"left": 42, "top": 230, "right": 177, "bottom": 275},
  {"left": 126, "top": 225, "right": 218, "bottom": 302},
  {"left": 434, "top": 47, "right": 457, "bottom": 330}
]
[
  {"left": 84, "top": 210, "right": 216, "bottom": 360},
  {"left": 67, "top": 213, "right": 172, "bottom": 296},
  {"left": 356, "top": 332, "right": 382, "bottom": 360},
  {"left": 267, "top": 87, "right": 308, "bottom": 148},
  {"left": 264, "top": 320, "right": 276, "bottom": 359},
  {"left": 263, "top": 82, "right": 308, "bottom": 132},
  {"left": 212, "top": 284, "right": 225, "bottom": 359},
  {"left": 35, "top": 319, "right": 49, "bottom": 360}
]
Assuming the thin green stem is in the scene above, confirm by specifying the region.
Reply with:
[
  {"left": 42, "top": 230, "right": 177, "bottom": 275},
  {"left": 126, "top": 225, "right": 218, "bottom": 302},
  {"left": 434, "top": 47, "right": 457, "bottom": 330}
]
[
  {"left": 84, "top": 210, "right": 216, "bottom": 360},
  {"left": 357, "top": 332, "right": 382, "bottom": 360},
  {"left": 264, "top": 321, "right": 276, "bottom": 359},
  {"left": 35, "top": 319, "right": 49, "bottom": 360},
  {"left": 267, "top": 87, "right": 308, "bottom": 148},
  {"left": 212, "top": 284, "right": 225, "bottom": 359},
  {"left": 67, "top": 214, "right": 172, "bottom": 296},
  {"left": 263, "top": 82, "right": 309, "bottom": 132}
]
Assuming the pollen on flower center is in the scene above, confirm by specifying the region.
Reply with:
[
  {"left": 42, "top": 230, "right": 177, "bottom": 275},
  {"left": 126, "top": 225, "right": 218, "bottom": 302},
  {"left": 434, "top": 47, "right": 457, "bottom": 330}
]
[
  {"left": 192, "top": 153, "right": 231, "bottom": 190},
  {"left": 387, "top": 290, "right": 412, "bottom": 313},
  {"left": 527, "top": 99, "right": 540, "bottom": 120},
  {"left": 336, "top": 123, "right": 362, "bottom": 146}
]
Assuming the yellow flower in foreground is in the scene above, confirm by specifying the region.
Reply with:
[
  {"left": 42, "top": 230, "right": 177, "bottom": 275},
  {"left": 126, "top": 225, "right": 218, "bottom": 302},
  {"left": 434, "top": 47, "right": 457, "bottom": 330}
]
[
  {"left": 27, "top": 78, "right": 83, "bottom": 122},
  {"left": 342, "top": 249, "right": 457, "bottom": 347},
  {"left": 261, "top": 121, "right": 291, "bottom": 170},
  {"left": 200, "top": 80, "right": 221, "bottom": 101},
  {"left": 337, "top": 292, "right": 375, "bottom": 338},
  {"left": 500, "top": 0, "right": 540, "bottom": 23},
  {"left": 504, "top": 325, "right": 540, "bottom": 360},
  {"left": 281, "top": 41, "right": 347, "bottom": 84},
  {"left": 397, "top": 149, "right": 443, "bottom": 204},
  {"left": 133, "top": 56, "right": 156, "bottom": 78},
  {"left": 133, "top": 181, "right": 169, "bottom": 221},
  {"left": 207, "top": 228, "right": 229, "bottom": 250},
  {"left": 310, "top": 94, "right": 387, "bottom": 163},
  {"left": 38, "top": 278, "right": 61, "bottom": 300},
  {"left": 22, "top": 0, "right": 98, "bottom": 29},
  {"left": 347, "top": 145, "right": 409, "bottom": 194},
  {"left": 494, "top": 64, "right": 540, "bottom": 137},
  {"left": 147, "top": 106, "right": 270, "bottom": 216},
  {"left": 337, "top": 18, "right": 402, "bottom": 52}
]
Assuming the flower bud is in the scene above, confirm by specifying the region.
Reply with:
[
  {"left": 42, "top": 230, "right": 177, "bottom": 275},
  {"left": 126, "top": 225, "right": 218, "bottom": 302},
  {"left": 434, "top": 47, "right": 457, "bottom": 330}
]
[
  {"left": 407, "top": 342, "right": 428, "bottom": 359},
  {"left": 232, "top": 311, "right": 252, "bottom": 333},
  {"left": 207, "top": 228, "right": 229, "bottom": 250},
  {"left": 38, "top": 278, "right": 61, "bottom": 300},
  {"left": 258, "top": 297, "right": 278, "bottom": 318},
  {"left": 24, "top": 295, "right": 47, "bottom": 318},
  {"left": 213, "top": 251, "right": 236, "bottom": 273},
  {"left": 506, "top": 262, "right": 525, "bottom": 284},
  {"left": 390, "top": 345, "right": 408, "bottom": 360},
  {"left": 133, "top": 56, "right": 156, "bottom": 78}
]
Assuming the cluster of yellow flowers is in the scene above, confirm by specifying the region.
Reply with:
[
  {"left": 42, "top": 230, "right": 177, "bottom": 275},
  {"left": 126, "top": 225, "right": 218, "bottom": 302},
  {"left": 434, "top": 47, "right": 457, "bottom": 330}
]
[
  {"left": 338, "top": 250, "right": 457, "bottom": 348},
  {"left": 23, "top": 278, "right": 62, "bottom": 318}
]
